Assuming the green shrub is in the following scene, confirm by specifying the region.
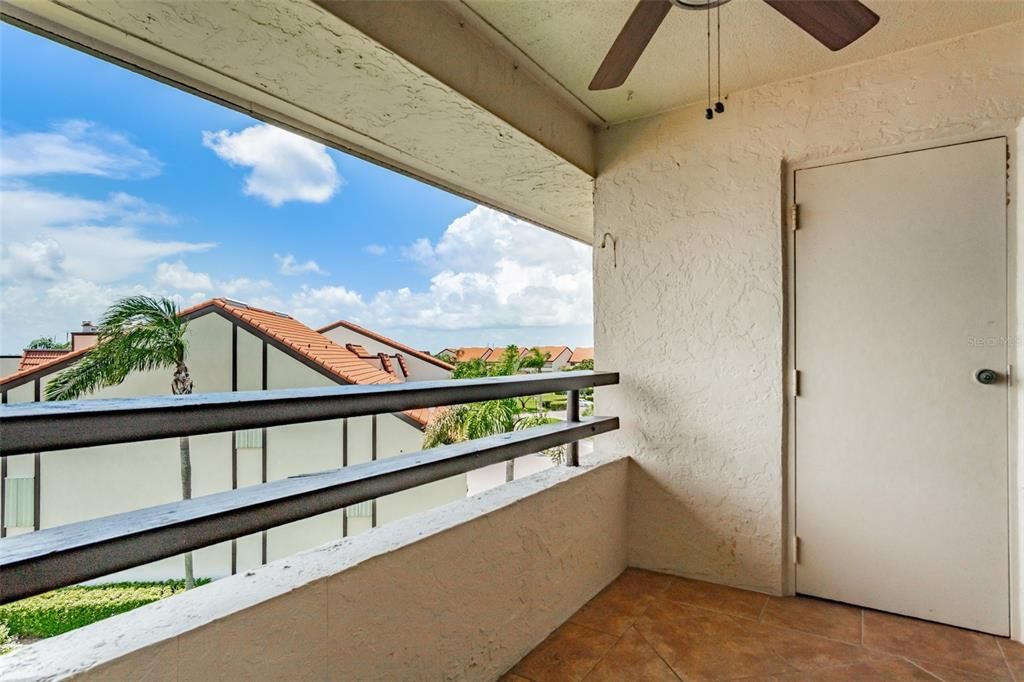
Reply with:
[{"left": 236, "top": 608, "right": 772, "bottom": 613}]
[{"left": 0, "top": 579, "right": 210, "bottom": 639}]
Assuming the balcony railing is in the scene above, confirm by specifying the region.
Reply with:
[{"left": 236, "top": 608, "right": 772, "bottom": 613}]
[{"left": 0, "top": 370, "right": 619, "bottom": 604}]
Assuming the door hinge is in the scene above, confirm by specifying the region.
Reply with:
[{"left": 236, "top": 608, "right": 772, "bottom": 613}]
[
  {"left": 790, "top": 204, "right": 800, "bottom": 231},
  {"left": 792, "top": 369, "right": 801, "bottom": 397},
  {"left": 792, "top": 536, "right": 801, "bottom": 564}
]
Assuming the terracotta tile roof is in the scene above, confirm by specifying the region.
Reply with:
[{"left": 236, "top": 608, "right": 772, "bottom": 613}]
[
  {"left": 345, "top": 343, "right": 372, "bottom": 357},
  {"left": 529, "top": 346, "right": 572, "bottom": 362},
  {"left": 570, "top": 347, "right": 594, "bottom": 364},
  {"left": 395, "top": 353, "right": 411, "bottom": 377},
  {"left": 2, "top": 298, "right": 433, "bottom": 428},
  {"left": 18, "top": 349, "right": 71, "bottom": 371},
  {"left": 443, "top": 347, "right": 493, "bottom": 362},
  {"left": 1, "top": 347, "right": 92, "bottom": 386},
  {"left": 184, "top": 300, "right": 432, "bottom": 427},
  {"left": 319, "top": 319, "right": 454, "bottom": 371},
  {"left": 378, "top": 353, "right": 395, "bottom": 375},
  {"left": 486, "top": 346, "right": 525, "bottom": 363}
]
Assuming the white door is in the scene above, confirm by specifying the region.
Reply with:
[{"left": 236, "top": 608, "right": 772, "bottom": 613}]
[{"left": 794, "top": 138, "right": 1009, "bottom": 635}]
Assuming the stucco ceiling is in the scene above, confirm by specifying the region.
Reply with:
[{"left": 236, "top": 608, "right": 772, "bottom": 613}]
[{"left": 461, "top": 0, "right": 1023, "bottom": 124}]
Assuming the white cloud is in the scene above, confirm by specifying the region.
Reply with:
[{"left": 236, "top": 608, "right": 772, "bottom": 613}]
[
  {"left": 0, "top": 184, "right": 214, "bottom": 352},
  {"left": 202, "top": 124, "right": 341, "bottom": 206},
  {"left": 1, "top": 186, "right": 212, "bottom": 284},
  {"left": 289, "top": 285, "right": 365, "bottom": 324},
  {"left": 0, "top": 121, "right": 161, "bottom": 179},
  {"left": 154, "top": 261, "right": 214, "bottom": 290},
  {"left": 3, "top": 239, "right": 65, "bottom": 280},
  {"left": 274, "top": 253, "right": 327, "bottom": 276},
  {"left": 364, "top": 244, "right": 388, "bottom": 256},
  {"left": 153, "top": 260, "right": 273, "bottom": 300},
  {"left": 286, "top": 206, "right": 592, "bottom": 338}
]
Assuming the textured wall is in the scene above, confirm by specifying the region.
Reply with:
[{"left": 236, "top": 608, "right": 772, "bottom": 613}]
[
  {"left": 0, "top": 458, "right": 628, "bottom": 681},
  {"left": 594, "top": 22, "right": 1024, "bottom": 594}
]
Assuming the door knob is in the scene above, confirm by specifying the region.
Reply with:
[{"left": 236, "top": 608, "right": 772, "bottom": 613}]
[{"left": 976, "top": 369, "right": 999, "bottom": 385}]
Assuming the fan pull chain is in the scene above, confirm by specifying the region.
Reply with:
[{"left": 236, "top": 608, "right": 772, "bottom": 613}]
[
  {"left": 705, "top": 0, "right": 713, "bottom": 120},
  {"left": 715, "top": 0, "right": 724, "bottom": 114}
]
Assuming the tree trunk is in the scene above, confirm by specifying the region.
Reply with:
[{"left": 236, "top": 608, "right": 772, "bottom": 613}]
[{"left": 174, "top": 363, "right": 195, "bottom": 590}]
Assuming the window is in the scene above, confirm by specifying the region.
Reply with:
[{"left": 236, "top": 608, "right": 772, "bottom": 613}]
[
  {"left": 345, "top": 500, "right": 373, "bottom": 518},
  {"left": 235, "top": 429, "right": 263, "bottom": 450},
  {"left": 4, "top": 476, "right": 35, "bottom": 528}
]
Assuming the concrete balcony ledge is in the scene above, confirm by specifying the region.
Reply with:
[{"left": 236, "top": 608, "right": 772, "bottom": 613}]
[{"left": 0, "top": 455, "right": 629, "bottom": 681}]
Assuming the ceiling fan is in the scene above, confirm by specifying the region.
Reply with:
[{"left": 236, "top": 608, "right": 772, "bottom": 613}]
[{"left": 589, "top": 0, "right": 880, "bottom": 91}]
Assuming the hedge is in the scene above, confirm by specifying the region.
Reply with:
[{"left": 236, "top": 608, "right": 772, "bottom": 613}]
[{"left": 0, "top": 579, "right": 210, "bottom": 639}]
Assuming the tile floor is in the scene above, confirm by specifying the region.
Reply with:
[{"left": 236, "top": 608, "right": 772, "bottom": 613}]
[{"left": 505, "top": 569, "right": 1024, "bottom": 681}]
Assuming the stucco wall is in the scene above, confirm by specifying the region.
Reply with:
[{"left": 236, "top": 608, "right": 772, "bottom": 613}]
[
  {"left": 594, "top": 22, "right": 1024, "bottom": 594},
  {"left": 0, "top": 457, "right": 629, "bottom": 681}
]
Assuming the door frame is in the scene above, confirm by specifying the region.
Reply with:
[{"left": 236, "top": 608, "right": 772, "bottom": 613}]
[{"left": 782, "top": 133, "right": 1019, "bottom": 637}]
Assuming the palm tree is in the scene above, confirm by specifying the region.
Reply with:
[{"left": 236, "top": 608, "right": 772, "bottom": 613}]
[
  {"left": 45, "top": 296, "right": 197, "bottom": 589},
  {"left": 424, "top": 345, "right": 552, "bottom": 481},
  {"left": 520, "top": 347, "right": 548, "bottom": 371}
]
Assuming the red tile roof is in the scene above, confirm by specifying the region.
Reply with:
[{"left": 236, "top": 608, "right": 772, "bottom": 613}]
[
  {"left": 18, "top": 349, "right": 71, "bottom": 371},
  {"left": 2, "top": 299, "right": 433, "bottom": 427},
  {"left": 345, "top": 343, "right": 372, "bottom": 357},
  {"left": 486, "top": 347, "right": 525, "bottom": 363},
  {"left": 395, "top": 354, "right": 411, "bottom": 378},
  {"left": 319, "top": 319, "right": 454, "bottom": 371},
  {"left": 529, "top": 346, "right": 571, "bottom": 362},
  {"left": 1, "top": 347, "right": 93, "bottom": 386},
  {"left": 185, "top": 300, "right": 432, "bottom": 427},
  {"left": 442, "top": 347, "right": 493, "bottom": 362},
  {"left": 569, "top": 347, "right": 594, "bottom": 364}
]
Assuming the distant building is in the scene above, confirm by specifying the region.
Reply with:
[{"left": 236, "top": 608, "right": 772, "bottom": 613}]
[
  {"left": 569, "top": 347, "right": 593, "bottom": 366},
  {"left": 439, "top": 347, "right": 494, "bottom": 363},
  {"left": 0, "top": 299, "right": 463, "bottom": 582},
  {"left": 530, "top": 346, "right": 573, "bottom": 370}
]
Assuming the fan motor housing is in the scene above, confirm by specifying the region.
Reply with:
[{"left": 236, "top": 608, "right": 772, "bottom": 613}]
[{"left": 670, "top": 0, "right": 733, "bottom": 10}]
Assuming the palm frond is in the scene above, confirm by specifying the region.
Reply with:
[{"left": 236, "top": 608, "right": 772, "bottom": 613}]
[{"left": 45, "top": 296, "right": 188, "bottom": 401}]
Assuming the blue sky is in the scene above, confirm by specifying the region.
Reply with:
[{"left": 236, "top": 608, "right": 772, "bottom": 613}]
[{"left": 0, "top": 23, "right": 592, "bottom": 355}]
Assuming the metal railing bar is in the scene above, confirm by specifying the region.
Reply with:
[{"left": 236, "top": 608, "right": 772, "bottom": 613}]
[
  {"left": 0, "top": 416, "right": 618, "bottom": 604},
  {"left": 567, "top": 389, "right": 581, "bottom": 466},
  {"left": 0, "top": 371, "right": 619, "bottom": 456}
]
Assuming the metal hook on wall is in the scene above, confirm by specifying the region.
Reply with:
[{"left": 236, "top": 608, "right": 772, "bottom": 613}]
[{"left": 600, "top": 232, "right": 617, "bottom": 268}]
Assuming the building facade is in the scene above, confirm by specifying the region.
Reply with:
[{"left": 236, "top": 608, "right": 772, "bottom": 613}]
[{"left": 0, "top": 299, "right": 463, "bottom": 582}]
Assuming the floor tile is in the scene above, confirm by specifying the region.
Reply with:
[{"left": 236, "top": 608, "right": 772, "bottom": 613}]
[
  {"left": 634, "top": 609, "right": 793, "bottom": 680},
  {"left": 751, "top": 620, "right": 886, "bottom": 672},
  {"left": 999, "top": 639, "right": 1024, "bottom": 681},
  {"left": 583, "top": 627, "right": 679, "bottom": 681},
  {"left": 569, "top": 568, "right": 673, "bottom": 636},
  {"left": 663, "top": 576, "right": 769, "bottom": 620},
  {"left": 757, "top": 658, "right": 939, "bottom": 681},
  {"left": 862, "top": 610, "right": 1007, "bottom": 676},
  {"left": 512, "top": 623, "right": 617, "bottom": 682},
  {"left": 911, "top": 658, "right": 1011, "bottom": 682},
  {"left": 513, "top": 572, "right": 1016, "bottom": 682},
  {"left": 760, "top": 595, "right": 862, "bottom": 645}
]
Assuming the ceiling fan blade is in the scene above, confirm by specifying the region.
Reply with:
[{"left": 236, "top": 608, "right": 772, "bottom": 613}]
[
  {"left": 589, "top": 0, "right": 672, "bottom": 91},
  {"left": 763, "top": 0, "right": 879, "bottom": 51}
]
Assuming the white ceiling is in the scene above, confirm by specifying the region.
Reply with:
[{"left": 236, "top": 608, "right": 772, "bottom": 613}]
[{"left": 461, "top": 0, "right": 1023, "bottom": 124}]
